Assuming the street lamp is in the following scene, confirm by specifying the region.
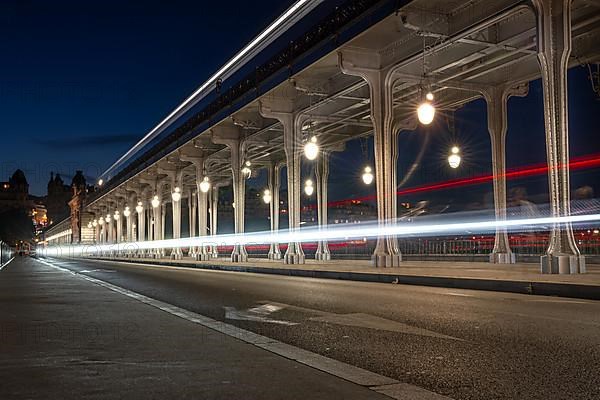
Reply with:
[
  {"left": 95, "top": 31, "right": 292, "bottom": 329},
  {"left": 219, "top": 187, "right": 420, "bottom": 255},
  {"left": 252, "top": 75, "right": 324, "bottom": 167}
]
[
  {"left": 362, "top": 166, "right": 374, "bottom": 185},
  {"left": 448, "top": 146, "right": 461, "bottom": 169},
  {"left": 417, "top": 92, "right": 435, "bottom": 125},
  {"left": 199, "top": 177, "right": 211, "bottom": 193},
  {"left": 151, "top": 195, "right": 160, "bottom": 208},
  {"left": 98, "top": 217, "right": 104, "bottom": 226},
  {"left": 113, "top": 210, "right": 120, "bottom": 221},
  {"left": 304, "top": 136, "right": 319, "bottom": 160},
  {"left": 263, "top": 189, "right": 272, "bottom": 204},
  {"left": 87, "top": 222, "right": 92, "bottom": 229},
  {"left": 123, "top": 206, "right": 131, "bottom": 218},
  {"left": 106, "top": 214, "right": 111, "bottom": 223},
  {"left": 92, "top": 219, "right": 98, "bottom": 227},
  {"left": 135, "top": 202, "right": 143, "bottom": 214},
  {"left": 304, "top": 179, "right": 314, "bottom": 196},
  {"left": 171, "top": 187, "right": 182, "bottom": 202},
  {"left": 98, "top": 178, "right": 104, "bottom": 187}
]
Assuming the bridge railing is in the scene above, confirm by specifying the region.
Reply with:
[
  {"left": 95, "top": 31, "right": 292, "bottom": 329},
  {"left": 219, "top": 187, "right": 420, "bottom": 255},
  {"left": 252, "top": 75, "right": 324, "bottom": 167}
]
[
  {"left": 314, "top": 232, "right": 600, "bottom": 260},
  {"left": 0, "top": 241, "right": 14, "bottom": 268}
]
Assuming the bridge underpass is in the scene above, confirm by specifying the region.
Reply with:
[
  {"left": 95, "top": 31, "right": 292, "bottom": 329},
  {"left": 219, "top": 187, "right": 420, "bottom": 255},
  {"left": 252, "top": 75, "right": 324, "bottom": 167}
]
[{"left": 43, "top": 0, "right": 600, "bottom": 275}]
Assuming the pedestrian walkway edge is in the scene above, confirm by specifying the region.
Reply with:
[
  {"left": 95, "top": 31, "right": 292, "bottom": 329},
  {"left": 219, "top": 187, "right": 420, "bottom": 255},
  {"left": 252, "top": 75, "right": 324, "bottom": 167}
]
[{"left": 68, "top": 256, "right": 600, "bottom": 301}]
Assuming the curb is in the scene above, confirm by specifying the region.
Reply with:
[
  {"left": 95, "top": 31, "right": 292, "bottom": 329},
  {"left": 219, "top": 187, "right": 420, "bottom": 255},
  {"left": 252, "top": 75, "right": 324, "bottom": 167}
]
[{"left": 83, "top": 257, "right": 600, "bottom": 301}]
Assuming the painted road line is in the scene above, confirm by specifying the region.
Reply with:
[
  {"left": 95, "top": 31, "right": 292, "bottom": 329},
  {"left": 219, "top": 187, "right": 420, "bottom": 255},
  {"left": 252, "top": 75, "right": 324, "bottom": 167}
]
[
  {"left": 0, "top": 257, "right": 15, "bottom": 271},
  {"left": 36, "top": 258, "right": 451, "bottom": 400}
]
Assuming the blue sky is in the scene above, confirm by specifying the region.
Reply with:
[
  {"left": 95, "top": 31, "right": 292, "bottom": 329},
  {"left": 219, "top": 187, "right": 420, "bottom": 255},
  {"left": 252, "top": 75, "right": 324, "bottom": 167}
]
[{"left": 1, "top": 0, "right": 598, "bottom": 205}]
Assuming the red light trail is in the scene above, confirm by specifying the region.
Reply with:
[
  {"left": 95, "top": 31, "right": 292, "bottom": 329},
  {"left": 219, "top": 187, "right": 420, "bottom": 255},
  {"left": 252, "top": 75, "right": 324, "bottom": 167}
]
[{"left": 322, "top": 153, "right": 600, "bottom": 208}]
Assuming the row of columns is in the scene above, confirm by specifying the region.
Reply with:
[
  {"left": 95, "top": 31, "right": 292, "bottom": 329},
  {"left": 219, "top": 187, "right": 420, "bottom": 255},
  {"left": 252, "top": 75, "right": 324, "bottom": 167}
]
[{"left": 88, "top": 0, "right": 584, "bottom": 274}]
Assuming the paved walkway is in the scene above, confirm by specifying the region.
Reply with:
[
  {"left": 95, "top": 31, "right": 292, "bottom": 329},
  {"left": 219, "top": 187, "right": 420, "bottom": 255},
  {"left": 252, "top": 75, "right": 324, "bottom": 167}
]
[
  {"left": 93, "top": 256, "right": 600, "bottom": 300},
  {"left": 0, "top": 257, "right": 399, "bottom": 400}
]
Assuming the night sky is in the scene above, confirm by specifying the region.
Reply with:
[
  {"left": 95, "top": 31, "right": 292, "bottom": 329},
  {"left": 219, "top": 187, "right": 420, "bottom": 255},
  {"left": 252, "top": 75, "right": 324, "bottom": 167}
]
[{"left": 1, "top": 0, "right": 599, "bottom": 207}]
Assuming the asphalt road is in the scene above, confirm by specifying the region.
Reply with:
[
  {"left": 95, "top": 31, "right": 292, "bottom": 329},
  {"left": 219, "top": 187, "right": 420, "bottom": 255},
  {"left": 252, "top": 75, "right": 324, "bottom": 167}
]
[{"left": 40, "top": 257, "right": 600, "bottom": 399}]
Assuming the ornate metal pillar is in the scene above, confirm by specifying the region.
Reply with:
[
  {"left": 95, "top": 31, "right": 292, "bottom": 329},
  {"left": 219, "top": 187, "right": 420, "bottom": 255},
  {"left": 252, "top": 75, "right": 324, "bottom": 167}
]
[
  {"left": 315, "top": 151, "right": 330, "bottom": 261},
  {"left": 483, "top": 84, "right": 528, "bottom": 264},
  {"left": 180, "top": 151, "right": 210, "bottom": 261},
  {"left": 339, "top": 51, "right": 402, "bottom": 267},
  {"left": 213, "top": 126, "right": 248, "bottom": 262},
  {"left": 267, "top": 162, "right": 282, "bottom": 260},
  {"left": 533, "top": 0, "right": 585, "bottom": 274},
  {"left": 210, "top": 184, "right": 220, "bottom": 258},
  {"left": 188, "top": 187, "right": 197, "bottom": 258},
  {"left": 115, "top": 209, "right": 122, "bottom": 245},
  {"left": 151, "top": 196, "right": 162, "bottom": 258},
  {"left": 197, "top": 183, "right": 210, "bottom": 261},
  {"left": 170, "top": 172, "right": 184, "bottom": 260},
  {"left": 260, "top": 102, "right": 305, "bottom": 264},
  {"left": 136, "top": 191, "right": 147, "bottom": 258},
  {"left": 106, "top": 212, "right": 113, "bottom": 246}
]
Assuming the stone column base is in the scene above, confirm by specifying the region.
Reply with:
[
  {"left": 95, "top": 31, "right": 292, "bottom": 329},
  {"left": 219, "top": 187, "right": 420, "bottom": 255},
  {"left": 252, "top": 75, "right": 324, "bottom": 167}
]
[
  {"left": 171, "top": 249, "right": 183, "bottom": 260},
  {"left": 231, "top": 253, "right": 248, "bottom": 263},
  {"left": 231, "top": 245, "right": 247, "bottom": 263},
  {"left": 268, "top": 252, "right": 282, "bottom": 260},
  {"left": 194, "top": 252, "right": 210, "bottom": 261},
  {"left": 315, "top": 252, "right": 331, "bottom": 261},
  {"left": 372, "top": 254, "right": 402, "bottom": 268},
  {"left": 284, "top": 253, "right": 305, "bottom": 264},
  {"left": 489, "top": 252, "right": 516, "bottom": 264},
  {"left": 541, "top": 254, "right": 586, "bottom": 274}
]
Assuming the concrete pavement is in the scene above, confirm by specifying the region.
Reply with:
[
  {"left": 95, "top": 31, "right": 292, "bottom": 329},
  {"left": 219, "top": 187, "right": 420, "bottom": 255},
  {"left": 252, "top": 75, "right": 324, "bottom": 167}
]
[
  {"left": 35, "top": 256, "right": 600, "bottom": 400},
  {"left": 0, "top": 256, "right": 421, "bottom": 400}
]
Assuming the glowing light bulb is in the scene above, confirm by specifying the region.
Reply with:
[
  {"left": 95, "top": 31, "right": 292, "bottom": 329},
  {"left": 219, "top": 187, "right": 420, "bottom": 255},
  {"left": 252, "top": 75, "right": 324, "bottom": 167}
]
[
  {"left": 304, "top": 136, "right": 319, "bottom": 160},
  {"left": 362, "top": 166, "right": 374, "bottom": 185},
  {"left": 98, "top": 217, "right": 104, "bottom": 225},
  {"left": 113, "top": 211, "right": 120, "bottom": 220},
  {"left": 304, "top": 179, "right": 314, "bottom": 196},
  {"left": 448, "top": 146, "right": 461, "bottom": 169},
  {"left": 199, "top": 177, "right": 211, "bottom": 193},
  {"left": 241, "top": 161, "right": 252, "bottom": 177},
  {"left": 123, "top": 206, "right": 131, "bottom": 218},
  {"left": 263, "top": 189, "right": 272, "bottom": 204},
  {"left": 106, "top": 214, "right": 111, "bottom": 222},
  {"left": 171, "top": 187, "right": 181, "bottom": 202},
  {"left": 151, "top": 195, "right": 160, "bottom": 208},
  {"left": 135, "top": 202, "right": 143, "bottom": 213},
  {"left": 87, "top": 222, "right": 92, "bottom": 229},
  {"left": 417, "top": 101, "right": 435, "bottom": 125},
  {"left": 92, "top": 220, "right": 98, "bottom": 227},
  {"left": 98, "top": 179, "right": 104, "bottom": 186}
]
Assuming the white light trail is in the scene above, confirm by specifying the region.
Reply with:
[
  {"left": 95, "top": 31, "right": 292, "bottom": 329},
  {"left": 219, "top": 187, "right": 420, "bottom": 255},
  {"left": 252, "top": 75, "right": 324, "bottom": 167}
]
[
  {"left": 41, "top": 213, "right": 600, "bottom": 257},
  {"left": 99, "top": 0, "right": 323, "bottom": 184}
]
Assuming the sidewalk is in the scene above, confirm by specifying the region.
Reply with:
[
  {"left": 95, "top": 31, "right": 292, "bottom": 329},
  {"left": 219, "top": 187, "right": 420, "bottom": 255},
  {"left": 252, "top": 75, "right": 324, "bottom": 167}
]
[
  {"left": 0, "top": 257, "right": 400, "bottom": 400},
  {"left": 97, "top": 256, "right": 600, "bottom": 300}
]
